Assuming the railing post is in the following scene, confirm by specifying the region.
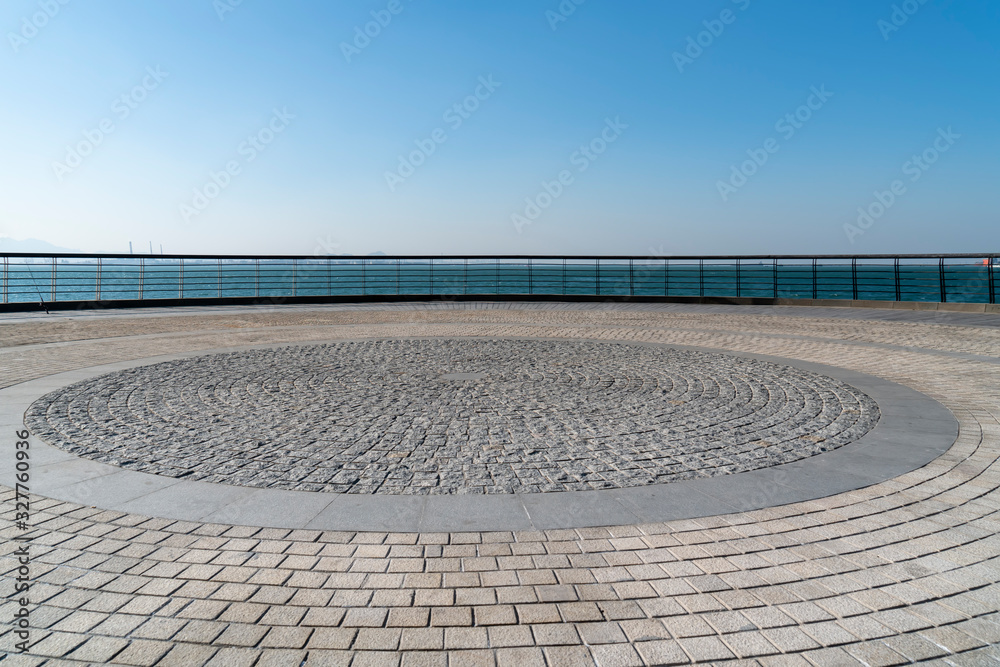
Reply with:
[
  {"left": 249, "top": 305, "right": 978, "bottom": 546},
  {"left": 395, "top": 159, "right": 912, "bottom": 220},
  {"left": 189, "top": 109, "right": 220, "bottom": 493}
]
[
  {"left": 772, "top": 259, "right": 778, "bottom": 299},
  {"left": 2, "top": 255, "right": 7, "bottom": 303},
  {"left": 429, "top": 258, "right": 434, "bottom": 296},
  {"left": 463, "top": 258, "right": 468, "bottom": 295},
  {"left": 179, "top": 258, "right": 184, "bottom": 299},
  {"left": 851, "top": 258, "right": 858, "bottom": 300},
  {"left": 939, "top": 257, "right": 946, "bottom": 303},
  {"left": 51, "top": 256, "right": 57, "bottom": 302},
  {"left": 812, "top": 258, "right": 817, "bottom": 299},
  {"left": 292, "top": 258, "right": 297, "bottom": 297},
  {"left": 396, "top": 258, "right": 401, "bottom": 295},
  {"left": 596, "top": 259, "right": 601, "bottom": 296},
  {"left": 139, "top": 257, "right": 144, "bottom": 300},
  {"left": 664, "top": 259, "right": 668, "bottom": 297},
  {"left": 894, "top": 258, "right": 901, "bottom": 301},
  {"left": 495, "top": 258, "right": 499, "bottom": 294},
  {"left": 562, "top": 258, "right": 566, "bottom": 295},
  {"left": 629, "top": 259, "right": 634, "bottom": 296},
  {"left": 989, "top": 256, "right": 996, "bottom": 305},
  {"left": 255, "top": 258, "right": 260, "bottom": 298},
  {"left": 361, "top": 259, "right": 366, "bottom": 296},
  {"left": 327, "top": 258, "right": 332, "bottom": 296},
  {"left": 217, "top": 259, "right": 222, "bottom": 298},
  {"left": 699, "top": 259, "right": 704, "bottom": 297},
  {"left": 528, "top": 259, "right": 533, "bottom": 295},
  {"left": 735, "top": 258, "right": 741, "bottom": 298}
]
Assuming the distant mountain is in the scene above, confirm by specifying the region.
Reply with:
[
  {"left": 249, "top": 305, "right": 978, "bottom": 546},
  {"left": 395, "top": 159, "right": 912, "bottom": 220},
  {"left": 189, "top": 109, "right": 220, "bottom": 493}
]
[{"left": 0, "top": 237, "right": 81, "bottom": 253}]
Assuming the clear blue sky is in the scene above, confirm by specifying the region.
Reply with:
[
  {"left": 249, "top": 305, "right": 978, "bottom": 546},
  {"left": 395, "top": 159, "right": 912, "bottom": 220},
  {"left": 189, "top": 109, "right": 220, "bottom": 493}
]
[{"left": 1, "top": 0, "right": 997, "bottom": 255}]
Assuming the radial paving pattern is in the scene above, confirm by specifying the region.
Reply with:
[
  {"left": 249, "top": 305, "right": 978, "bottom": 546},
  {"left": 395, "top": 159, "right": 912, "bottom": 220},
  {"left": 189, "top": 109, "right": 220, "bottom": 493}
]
[
  {"left": 24, "top": 339, "right": 879, "bottom": 494},
  {"left": 1, "top": 302, "right": 999, "bottom": 666}
]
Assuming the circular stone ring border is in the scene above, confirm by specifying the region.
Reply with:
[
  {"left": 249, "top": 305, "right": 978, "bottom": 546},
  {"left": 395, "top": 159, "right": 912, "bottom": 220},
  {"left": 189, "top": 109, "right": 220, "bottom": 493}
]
[{"left": 1, "top": 337, "right": 958, "bottom": 532}]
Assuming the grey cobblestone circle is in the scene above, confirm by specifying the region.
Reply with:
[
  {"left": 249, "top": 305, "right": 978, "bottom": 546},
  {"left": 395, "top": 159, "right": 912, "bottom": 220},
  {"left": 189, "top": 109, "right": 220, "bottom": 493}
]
[{"left": 25, "top": 338, "right": 880, "bottom": 495}]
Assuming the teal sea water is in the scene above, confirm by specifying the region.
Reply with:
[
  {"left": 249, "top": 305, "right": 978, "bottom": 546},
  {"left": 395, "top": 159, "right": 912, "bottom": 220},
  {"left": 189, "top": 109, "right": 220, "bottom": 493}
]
[{"left": 2, "top": 259, "right": 995, "bottom": 304}]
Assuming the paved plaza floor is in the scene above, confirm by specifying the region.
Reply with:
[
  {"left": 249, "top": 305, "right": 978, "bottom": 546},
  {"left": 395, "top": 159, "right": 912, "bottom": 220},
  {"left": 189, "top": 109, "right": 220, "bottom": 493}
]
[{"left": 1, "top": 301, "right": 999, "bottom": 665}]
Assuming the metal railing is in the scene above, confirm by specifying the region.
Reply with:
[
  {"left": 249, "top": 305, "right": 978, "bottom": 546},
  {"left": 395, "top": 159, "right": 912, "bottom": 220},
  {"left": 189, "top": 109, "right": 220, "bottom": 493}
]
[{"left": 1, "top": 253, "right": 996, "bottom": 309}]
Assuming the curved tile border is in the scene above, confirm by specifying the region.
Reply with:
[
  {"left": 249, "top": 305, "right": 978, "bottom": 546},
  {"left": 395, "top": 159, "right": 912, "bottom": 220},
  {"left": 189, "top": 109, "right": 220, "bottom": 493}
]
[{"left": 1, "top": 337, "right": 957, "bottom": 532}]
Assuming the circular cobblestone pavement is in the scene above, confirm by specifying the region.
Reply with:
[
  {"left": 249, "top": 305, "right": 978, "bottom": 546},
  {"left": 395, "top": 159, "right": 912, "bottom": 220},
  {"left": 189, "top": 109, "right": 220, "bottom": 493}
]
[{"left": 25, "top": 338, "right": 879, "bottom": 495}]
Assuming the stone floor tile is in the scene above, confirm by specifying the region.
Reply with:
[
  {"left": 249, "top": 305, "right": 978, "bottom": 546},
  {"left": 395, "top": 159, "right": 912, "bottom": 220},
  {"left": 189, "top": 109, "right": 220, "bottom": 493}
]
[
  {"left": 515, "top": 604, "right": 561, "bottom": 624},
  {"left": 881, "top": 633, "right": 950, "bottom": 662},
  {"left": 400, "top": 651, "right": 450, "bottom": 667},
  {"left": 660, "top": 614, "right": 716, "bottom": 638},
  {"left": 343, "top": 607, "right": 389, "bottom": 628},
  {"left": 49, "top": 610, "right": 108, "bottom": 634},
  {"left": 156, "top": 643, "right": 219, "bottom": 666},
  {"left": 399, "top": 627, "right": 444, "bottom": 651},
  {"left": 441, "top": 626, "right": 488, "bottom": 650},
  {"left": 25, "top": 632, "right": 86, "bottom": 659},
  {"left": 353, "top": 628, "right": 402, "bottom": 651},
  {"left": 307, "top": 650, "right": 355, "bottom": 667},
  {"left": 577, "top": 621, "right": 628, "bottom": 645},
  {"left": 430, "top": 606, "right": 472, "bottom": 627},
  {"left": 843, "top": 640, "right": 910, "bottom": 666},
  {"left": 722, "top": 630, "right": 781, "bottom": 658},
  {"left": 203, "top": 647, "right": 261, "bottom": 667},
  {"left": 527, "top": 623, "right": 578, "bottom": 646},
  {"left": 677, "top": 635, "right": 737, "bottom": 662},
  {"left": 800, "top": 646, "right": 866, "bottom": 666},
  {"left": 597, "top": 600, "right": 646, "bottom": 621},
  {"left": 308, "top": 627, "right": 357, "bottom": 650},
  {"left": 172, "top": 619, "right": 227, "bottom": 645},
  {"left": 110, "top": 639, "right": 173, "bottom": 666},
  {"left": 214, "top": 623, "right": 269, "bottom": 647},
  {"left": 634, "top": 639, "right": 690, "bottom": 666},
  {"left": 543, "top": 645, "right": 594, "bottom": 667},
  {"left": 301, "top": 607, "right": 346, "bottom": 627},
  {"left": 761, "top": 626, "right": 822, "bottom": 653},
  {"left": 487, "top": 625, "right": 534, "bottom": 648},
  {"left": 590, "top": 642, "right": 646, "bottom": 667},
  {"left": 495, "top": 647, "right": 547, "bottom": 667},
  {"left": 258, "top": 626, "right": 313, "bottom": 649},
  {"left": 130, "top": 617, "right": 187, "bottom": 641},
  {"left": 916, "top": 625, "right": 987, "bottom": 652},
  {"left": 255, "top": 649, "right": 311, "bottom": 666}
]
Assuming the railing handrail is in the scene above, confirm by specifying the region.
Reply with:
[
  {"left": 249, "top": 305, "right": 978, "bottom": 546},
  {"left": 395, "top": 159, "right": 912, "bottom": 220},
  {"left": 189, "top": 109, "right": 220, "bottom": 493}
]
[{"left": 0, "top": 252, "right": 997, "bottom": 262}]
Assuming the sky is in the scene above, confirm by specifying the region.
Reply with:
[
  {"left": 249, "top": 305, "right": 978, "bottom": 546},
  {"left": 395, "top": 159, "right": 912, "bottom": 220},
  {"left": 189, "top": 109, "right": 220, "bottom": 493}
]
[{"left": 0, "top": 0, "right": 997, "bottom": 256}]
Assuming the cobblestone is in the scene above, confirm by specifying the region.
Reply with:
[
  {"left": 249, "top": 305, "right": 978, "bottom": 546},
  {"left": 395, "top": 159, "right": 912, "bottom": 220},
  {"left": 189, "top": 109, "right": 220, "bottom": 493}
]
[{"left": 25, "top": 339, "right": 879, "bottom": 494}]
